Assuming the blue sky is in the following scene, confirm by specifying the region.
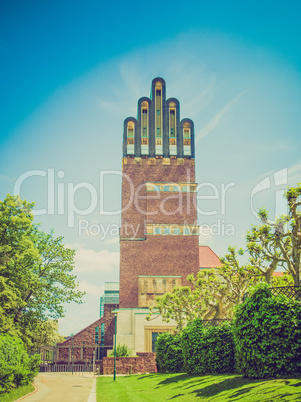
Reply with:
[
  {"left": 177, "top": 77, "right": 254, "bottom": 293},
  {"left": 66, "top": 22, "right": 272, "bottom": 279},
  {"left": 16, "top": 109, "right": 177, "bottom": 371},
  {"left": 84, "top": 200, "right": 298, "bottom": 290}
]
[{"left": 1, "top": 1, "right": 301, "bottom": 335}]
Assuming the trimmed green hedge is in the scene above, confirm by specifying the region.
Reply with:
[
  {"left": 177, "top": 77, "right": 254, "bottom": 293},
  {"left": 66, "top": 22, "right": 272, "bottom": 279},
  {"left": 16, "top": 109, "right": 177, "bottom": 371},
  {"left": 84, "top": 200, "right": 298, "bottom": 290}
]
[
  {"left": 181, "top": 319, "right": 235, "bottom": 374},
  {"left": 156, "top": 333, "right": 184, "bottom": 373},
  {"left": 233, "top": 283, "right": 301, "bottom": 378},
  {"left": 0, "top": 335, "right": 40, "bottom": 394}
]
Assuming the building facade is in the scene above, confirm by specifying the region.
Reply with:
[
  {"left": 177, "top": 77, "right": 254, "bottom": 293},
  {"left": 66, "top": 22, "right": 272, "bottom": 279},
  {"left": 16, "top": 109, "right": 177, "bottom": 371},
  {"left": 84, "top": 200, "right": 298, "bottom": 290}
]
[{"left": 117, "top": 77, "right": 200, "bottom": 352}]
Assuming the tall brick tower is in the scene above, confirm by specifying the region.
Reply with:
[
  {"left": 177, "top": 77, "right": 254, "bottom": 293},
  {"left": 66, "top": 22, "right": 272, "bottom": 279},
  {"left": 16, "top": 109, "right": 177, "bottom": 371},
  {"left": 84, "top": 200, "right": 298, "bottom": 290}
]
[{"left": 119, "top": 77, "right": 199, "bottom": 310}]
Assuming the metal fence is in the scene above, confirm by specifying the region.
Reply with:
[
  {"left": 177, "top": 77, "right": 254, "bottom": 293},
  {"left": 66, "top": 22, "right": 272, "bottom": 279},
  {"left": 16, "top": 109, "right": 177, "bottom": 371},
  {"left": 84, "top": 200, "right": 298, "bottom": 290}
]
[
  {"left": 243, "top": 286, "right": 301, "bottom": 302},
  {"left": 40, "top": 363, "right": 94, "bottom": 373},
  {"left": 270, "top": 286, "right": 301, "bottom": 300},
  {"left": 202, "top": 319, "right": 232, "bottom": 328}
]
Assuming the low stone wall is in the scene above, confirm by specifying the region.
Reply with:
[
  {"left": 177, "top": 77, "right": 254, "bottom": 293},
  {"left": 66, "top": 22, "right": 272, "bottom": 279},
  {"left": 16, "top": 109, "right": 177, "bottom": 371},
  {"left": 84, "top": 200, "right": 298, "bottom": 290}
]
[{"left": 103, "top": 353, "right": 156, "bottom": 374}]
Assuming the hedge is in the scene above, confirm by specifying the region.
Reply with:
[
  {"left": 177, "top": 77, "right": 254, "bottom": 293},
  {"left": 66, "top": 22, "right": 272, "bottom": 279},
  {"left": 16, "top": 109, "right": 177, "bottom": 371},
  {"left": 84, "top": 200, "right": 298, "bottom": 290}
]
[
  {"left": 233, "top": 283, "right": 301, "bottom": 378},
  {"left": 181, "top": 319, "right": 235, "bottom": 374},
  {"left": 0, "top": 335, "right": 40, "bottom": 394},
  {"left": 156, "top": 332, "right": 184, "bottom": 373}
]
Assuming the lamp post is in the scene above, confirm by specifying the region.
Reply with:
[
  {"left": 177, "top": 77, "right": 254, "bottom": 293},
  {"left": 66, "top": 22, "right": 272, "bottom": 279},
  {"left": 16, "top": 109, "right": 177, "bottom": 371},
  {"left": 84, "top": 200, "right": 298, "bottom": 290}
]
[{"left": 114, "top": 312, "right": 117, "bottom": 381}]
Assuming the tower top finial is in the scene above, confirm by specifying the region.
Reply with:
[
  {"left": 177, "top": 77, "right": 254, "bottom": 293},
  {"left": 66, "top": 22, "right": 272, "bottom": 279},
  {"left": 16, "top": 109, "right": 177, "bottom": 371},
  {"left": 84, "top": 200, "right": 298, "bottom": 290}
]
[{"left": 123, "top": 78, "right": 194, "bottom": 159}]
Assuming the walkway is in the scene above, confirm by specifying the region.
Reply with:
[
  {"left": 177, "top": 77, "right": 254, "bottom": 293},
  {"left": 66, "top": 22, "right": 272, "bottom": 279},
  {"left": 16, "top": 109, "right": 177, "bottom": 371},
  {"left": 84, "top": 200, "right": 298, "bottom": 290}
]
[{"left": 23, "top": 372, "right": 96, "bottom": 402}]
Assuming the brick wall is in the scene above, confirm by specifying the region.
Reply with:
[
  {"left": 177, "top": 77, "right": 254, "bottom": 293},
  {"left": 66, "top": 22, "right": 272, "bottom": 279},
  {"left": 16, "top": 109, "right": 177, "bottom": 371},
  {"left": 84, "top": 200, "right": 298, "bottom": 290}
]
[
  {"left": 120, "top": 235, "right": 199, "bottom": 308},
  {"left": 103, "top": 353, "right": 156, "bottom": 374},
  {"left": 57, "top": 304, "right": 118, "bottom": 361},
  {"left": 120, "top": 157, "right": 199, "bottom": 308}
]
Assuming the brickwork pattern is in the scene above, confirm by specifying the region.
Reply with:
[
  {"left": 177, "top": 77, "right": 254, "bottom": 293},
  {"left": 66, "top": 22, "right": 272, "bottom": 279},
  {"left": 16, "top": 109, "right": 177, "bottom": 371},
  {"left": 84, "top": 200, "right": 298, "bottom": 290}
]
[
  {"left": 103, "top": 353, "right": 156, "bottom": 374},
  {"left": 57, "top": 304, "right": 118, "bottom": 361}
]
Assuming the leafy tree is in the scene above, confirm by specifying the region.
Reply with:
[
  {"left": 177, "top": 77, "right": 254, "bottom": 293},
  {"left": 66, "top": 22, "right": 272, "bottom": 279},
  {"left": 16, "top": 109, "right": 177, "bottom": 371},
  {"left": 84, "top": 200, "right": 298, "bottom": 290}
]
[
  {"left": 148, "top": 247, "right": 261, "bottom": 329},
  {"left": 0, "top": 195, "right": 84, "bottom": 349},
  {"left": 247, "top": 184, "right": 301, "bottom": 285},
  {"left": 28, "top": 320, "right": 65, "bottom": 353},
  {"left": 188, "top": 247, "right": 261, "bottom": 320},
  {"left": 147, "top": 286, "right": 206, "bottom": 333}
]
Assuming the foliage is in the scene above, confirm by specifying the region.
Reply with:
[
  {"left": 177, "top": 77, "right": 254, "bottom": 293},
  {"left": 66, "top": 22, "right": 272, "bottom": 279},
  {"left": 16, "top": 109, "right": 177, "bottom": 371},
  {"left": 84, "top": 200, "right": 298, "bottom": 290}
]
[
  {"left": 181, "top": 319, "right": 235, "bottom": 374},
  {"left": 188, "top": 247, "right": 261, "bottom": 320},
  {"left": 0, "top": 194, "right": 84, "bottom": 349},
  {"left": 29, "top": 320, "right": 65, "bottom": 352},
  {"left": 109, "top": 344, "right": 132, "bottom": 357},
  {"left": 246, "top": 184, "right": 301, "bottom": 285},
  {"left": 233, "top": 282, "right": 301, "bottom": 378},
  {"left": 155, "top": 332, "right": 184, "bottom": 373},
  {"left": 148, "top": 247, "right": 261, "bottom": 331},
  {"left": 0, "top": 383, "right": 35, "bottom": 402},
  {"left": 147, "top": 286, "right": 206, "bottom": 333},
  {"left": 0, "top": 335, "right": 40, "bottom": 394},
  {"left": 271, "top": 272, "right": 294, "bottom": 286}
]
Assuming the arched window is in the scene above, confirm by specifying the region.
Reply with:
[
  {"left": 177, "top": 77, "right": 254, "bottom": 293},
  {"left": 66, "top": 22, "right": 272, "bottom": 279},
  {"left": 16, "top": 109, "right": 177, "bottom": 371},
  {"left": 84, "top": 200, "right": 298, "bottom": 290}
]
[
  {"left": 183, "top": 122, "right": 191, "bottom": 156},
  {"left": 155, "top": 82, "right": 163, "bottom": 155},
  {"left": 169, "top": 102, "right": 177, "bottom": 156},
  {"left": 141, "top": 101, "right": 149, "bottom": 155},
  {"left": 127, "top": 121, "right": 135, "bottom": 154}
]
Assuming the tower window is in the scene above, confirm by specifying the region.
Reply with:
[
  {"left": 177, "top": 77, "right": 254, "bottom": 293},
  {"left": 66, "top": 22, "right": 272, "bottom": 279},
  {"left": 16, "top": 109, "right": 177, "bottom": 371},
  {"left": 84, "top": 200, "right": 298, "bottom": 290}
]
[
  {"left": 141, "top": 138, "right": 149, "bottom": 145},
  {"left": 173, "top": 228, "right": 180, "bottom": 235},
  {"left": 163, "top": 185, "right": 170, "bottom": 192},
  {"left": 183, "top": 228, "right": 190, "bottom": 235},
  {"left": 142, "top": 127, "right": 147, "bottom": 136},
  {"left": 154, "top": 227, "right": 161, "bottom": 234},
  {"left": 170, "top": 109, "right": 175, "bottom": 115},
  {"left": 142, "top": 109, "right": 147, "bottom": 114},
  {"left": 155, "top": 138, "right": 162, "bottom": 145},
  {"left": 156, "top": 89, "right": 161, "bottom": 96},
  {"left": 164, "top": 228, "right": 170, "bottom": 235},
  {"left": 156, "top": 109, "right": 160, "bottom": 116},
  {"left": 157, "top": 128, "right": 161, "bottom": 135}
]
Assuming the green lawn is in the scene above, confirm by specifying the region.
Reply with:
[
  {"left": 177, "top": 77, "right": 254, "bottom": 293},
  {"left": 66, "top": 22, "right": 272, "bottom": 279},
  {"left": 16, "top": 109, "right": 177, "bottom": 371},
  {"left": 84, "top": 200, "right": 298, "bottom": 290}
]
[
  {"left": 0, "top": 384, "right": 35, "bottom": 402},
  {"left": 97, "top": 373, "right": 301, "bottom": 401}
]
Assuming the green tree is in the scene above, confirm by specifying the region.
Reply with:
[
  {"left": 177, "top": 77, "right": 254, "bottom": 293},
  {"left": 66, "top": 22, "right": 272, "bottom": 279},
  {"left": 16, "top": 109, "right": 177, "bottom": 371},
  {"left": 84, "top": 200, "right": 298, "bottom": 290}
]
[
  {"left": 147, "top": 286, "right": 206, "bottom": 333},
  {"left": 188, "top": 247, "right": 261, "bottom": 320},
  {"left": 247, "top": 184, "right": 301, "bottom": 285},
  {"left": 148, "top": 247, "right": 261, "bottom": 329},
  {"left": 0, "top": 194, "right": 84, "bottom": 349}
]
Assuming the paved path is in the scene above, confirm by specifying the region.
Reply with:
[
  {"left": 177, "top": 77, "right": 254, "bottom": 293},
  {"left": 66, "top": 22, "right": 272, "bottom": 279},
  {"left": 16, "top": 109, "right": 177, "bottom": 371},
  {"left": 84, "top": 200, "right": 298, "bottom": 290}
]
[{"left": 23, "top": 373, "right": 96, "bottom": 402}]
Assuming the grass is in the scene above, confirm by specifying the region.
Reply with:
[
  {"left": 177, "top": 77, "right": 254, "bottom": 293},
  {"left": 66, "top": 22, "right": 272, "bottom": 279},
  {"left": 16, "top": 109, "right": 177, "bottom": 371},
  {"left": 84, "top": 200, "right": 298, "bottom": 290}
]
[
  {"left": 0, "top": 384, "right": 35, "bottom": 402},
  {"left": 97, "top": 373, "right": 301, "bottom": 401}
]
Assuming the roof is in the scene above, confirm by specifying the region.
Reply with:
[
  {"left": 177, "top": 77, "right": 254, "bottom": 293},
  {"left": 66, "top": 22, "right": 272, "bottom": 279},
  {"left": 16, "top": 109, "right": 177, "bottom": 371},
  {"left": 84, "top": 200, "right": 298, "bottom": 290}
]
[
  {"left": 199, "top": 246, "right": 222, "bottom": 269},
  {"left": 272, "top": 272, "right": 284, "bottom": 277}
]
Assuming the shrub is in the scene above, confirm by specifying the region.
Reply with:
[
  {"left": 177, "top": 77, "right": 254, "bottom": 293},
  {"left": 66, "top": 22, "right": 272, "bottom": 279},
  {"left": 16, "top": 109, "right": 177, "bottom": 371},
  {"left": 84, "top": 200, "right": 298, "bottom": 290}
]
[
  {"left": 0, "top": 335, "right": 40, "bottom": 394},
  {"left": 109, "top": 344, "right": 132, "bottom": 357},
  {"left": 156, "top": 333, "right": 184, "bottom": 373},
  {"left": 233, "top": 282, "right": 301, "bottom": 378},
  {"left": 182, "top": 318, "right": 235, "bottom": 374}
]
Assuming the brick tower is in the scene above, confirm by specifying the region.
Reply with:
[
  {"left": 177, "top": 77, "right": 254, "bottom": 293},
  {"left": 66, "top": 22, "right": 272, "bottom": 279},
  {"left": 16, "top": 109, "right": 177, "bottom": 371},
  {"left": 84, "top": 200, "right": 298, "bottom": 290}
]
[{"left": 119, "top": 77, "right": 199, "bottom": 310}]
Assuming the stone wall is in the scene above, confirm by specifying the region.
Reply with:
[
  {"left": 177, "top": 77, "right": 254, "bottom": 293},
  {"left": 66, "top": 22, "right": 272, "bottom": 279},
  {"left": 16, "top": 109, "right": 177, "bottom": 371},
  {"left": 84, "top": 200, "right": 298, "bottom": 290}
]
[{"left": 102, "top": 353, "right": 156, "bottom": 374}]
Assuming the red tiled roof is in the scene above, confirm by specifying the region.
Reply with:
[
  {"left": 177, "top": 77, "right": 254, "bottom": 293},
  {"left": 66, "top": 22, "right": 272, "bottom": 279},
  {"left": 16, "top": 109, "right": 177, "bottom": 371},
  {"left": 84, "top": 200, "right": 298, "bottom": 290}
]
[
  {"left": 272, "top": 272, "right": 284, "bottom": 277},
  {"left": 199, "top": 246, "right": 222, "bottom": 268}
]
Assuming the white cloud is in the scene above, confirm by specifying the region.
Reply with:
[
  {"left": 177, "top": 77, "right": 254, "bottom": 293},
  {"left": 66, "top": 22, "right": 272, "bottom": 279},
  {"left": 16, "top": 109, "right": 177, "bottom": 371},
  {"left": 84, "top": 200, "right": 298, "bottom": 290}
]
[
  {"left": 66, "top": 244, "right": 119, "bottom": 273},
  {"left": 75, "top": 248, "right": 119, "bottom": 272}
]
